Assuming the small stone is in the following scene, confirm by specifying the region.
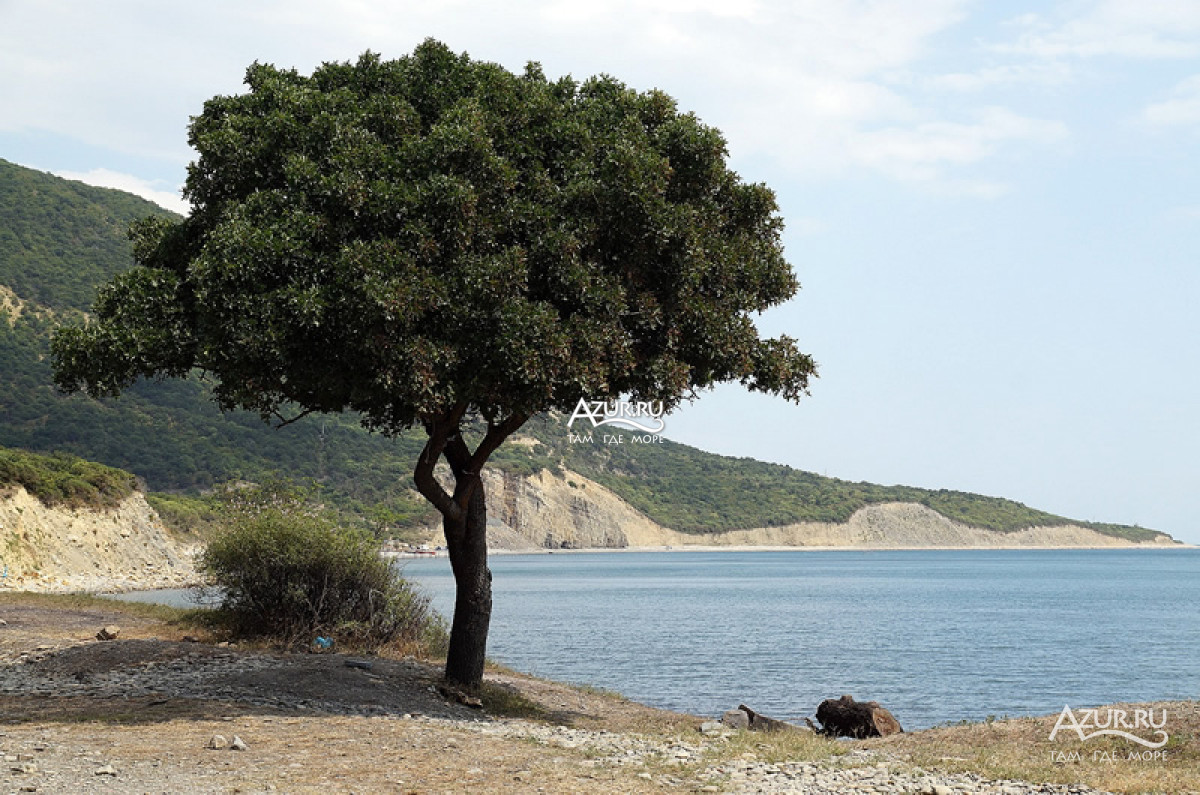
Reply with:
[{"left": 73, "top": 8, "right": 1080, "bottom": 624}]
[
  {"left": 699, "top": 720, "right": 724, "bottom": 735},
  {"left": 94, "top": 765, "right": 117, "bottom": 776},
  {"left": 0, "top": 618, "right": 7, "bottom": 625},
  {"left": 206, "top": 734, "right": 229, "bottom": 750},
  {"left": 230, "top": 735, "right": 249, "bottom": 751},
  {"left": 10, "top": 762, "right": 37, "bottom": 774},
  {"left": 637, "top": 773, "right": 652, "bottom": 780},
  {"left": 95, "top": 625, "right": 120, "bottom": 641}
]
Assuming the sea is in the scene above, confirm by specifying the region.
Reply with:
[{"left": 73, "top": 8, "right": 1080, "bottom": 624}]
[
  {"left": 398, "top": 548, "right": 1199, "bottom": 729},
  {"left": 119, "top": 548, "right": 1200, "bottom": 730}
]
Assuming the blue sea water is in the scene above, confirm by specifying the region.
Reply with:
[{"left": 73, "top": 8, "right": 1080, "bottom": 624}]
[{"left": 396, "top": 548, "right": 1200, "bottom": 729}]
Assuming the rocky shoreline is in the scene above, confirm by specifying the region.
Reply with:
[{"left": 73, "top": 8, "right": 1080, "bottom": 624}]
[{"left": 0, "top": 633, "right": 1103, "bottom": 794}]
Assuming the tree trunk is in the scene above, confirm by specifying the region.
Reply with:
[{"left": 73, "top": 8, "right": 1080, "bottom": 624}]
[
  {"left": 441, "top": 473, "right": 491, "bottom": 689},
  {"left": 412, "top": 410, "right": 527, "bottom": 691}
]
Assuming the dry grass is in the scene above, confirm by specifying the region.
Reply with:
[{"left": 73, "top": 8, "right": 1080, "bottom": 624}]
[
  {"left": 708, "top": 726, "right": 846, "bottom": 764},
  {"left": 866, "top": 701, "right": 1200, "bottom": 794}
]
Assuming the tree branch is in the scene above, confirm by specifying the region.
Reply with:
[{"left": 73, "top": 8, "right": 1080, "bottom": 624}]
[
  {"left": 444, "top": 431, "right": 472, "bottom": 479},
  {"left": 469, "top": 412, "right": 530, "bottom": 475},
  {"left": 272, "top": 407, "right": 316, "bottom": 429},
  {"left": 440, "top": 411, "right": 530, "bottom": 513},
  {"left": 412, "top": 402, "right": 469, "bottom": 521}
]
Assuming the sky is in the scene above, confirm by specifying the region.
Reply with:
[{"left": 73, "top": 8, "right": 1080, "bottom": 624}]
[{"left": 1, "top": 0, "right": 1197, "bottom": 543}]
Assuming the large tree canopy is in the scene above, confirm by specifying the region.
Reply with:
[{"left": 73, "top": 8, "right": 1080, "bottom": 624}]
[{"left": 53, "top": 40, "right": 815, "bottom": 687}]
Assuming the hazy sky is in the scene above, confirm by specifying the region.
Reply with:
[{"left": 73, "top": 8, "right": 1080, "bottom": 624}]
[{"left": 2, "top": 1, "right": 1197, "bottom": 542}]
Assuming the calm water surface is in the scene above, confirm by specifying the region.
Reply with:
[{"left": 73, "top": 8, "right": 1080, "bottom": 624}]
[
  {"left": 120, "top": 548, "right": 1198, "bottom": 728},
  {"left": 397, "top": 549, "right": 1199, "bottom": 728}
]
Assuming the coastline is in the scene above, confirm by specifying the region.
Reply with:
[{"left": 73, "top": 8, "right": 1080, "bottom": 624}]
[{"left": 486, "top": 542, "right": 1196, "bottom": 555}]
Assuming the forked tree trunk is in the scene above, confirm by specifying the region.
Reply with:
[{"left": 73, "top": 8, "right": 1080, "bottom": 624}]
[
  {"left": 412, "top": 410, "right": 527, "bottom": 691},
  {"left": 441, "top": 473, "right": 491, "bottom": 689}
]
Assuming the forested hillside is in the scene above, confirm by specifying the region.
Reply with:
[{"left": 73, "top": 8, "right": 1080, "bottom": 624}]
[
  {"left": 0, "top": 158, "right": 433, "bottom": 528},
  {"left": 0, "top": 159, "right": 1170, "bottom": 542}
]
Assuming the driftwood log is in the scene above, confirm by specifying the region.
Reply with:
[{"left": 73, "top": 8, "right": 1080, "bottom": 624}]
[
  {"left": 815, "top": 694, "right": 903, "bottom": 738},
  {"left": 737, "top": 704, "right": 799, "bottom": 732},
  {"left": 720, "top": 705, "right": 806, "bottom": 732}
]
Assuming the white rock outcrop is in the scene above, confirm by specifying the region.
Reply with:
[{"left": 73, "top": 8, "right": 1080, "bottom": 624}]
[
  {"left": 468, "top": 468, "right": 1177, "bottom": 551},
  {"left": 0, "top": 486, "right": 198, "bottom": 592}
]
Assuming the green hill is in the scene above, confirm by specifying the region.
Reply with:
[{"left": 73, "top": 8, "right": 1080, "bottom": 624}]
[
  {"left": 0, "top": 444, "right": 138, "bottom": 510},
  {"left": 0, "top": 158, "right": 1173, "bottom": 543},
  {"left": 0, "top": 158, "right": 433, "bottom": 530}
]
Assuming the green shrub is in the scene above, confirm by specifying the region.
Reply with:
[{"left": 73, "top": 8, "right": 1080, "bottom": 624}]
[
  {"left": 0, "top": 446, "right": 138, "bottom": 509},
  {"left": 199, "top": 497, "right": 447, "bottom": 656},
  {"left": 145, "top": 492, "right": 225, "bottom": 539}
]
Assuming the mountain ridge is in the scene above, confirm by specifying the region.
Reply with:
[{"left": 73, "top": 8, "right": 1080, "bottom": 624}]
[{"left": 0, "top": 158, "right": 1178, "bottom": 546}]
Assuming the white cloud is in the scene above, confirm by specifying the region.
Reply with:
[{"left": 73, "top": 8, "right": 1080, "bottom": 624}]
[
  {"left": 997, "top": 0, "right": 1200, "bottom": 59},
  {"left": 1168, "top": 205, "right": 1200, "bottom": 220},
  {"left": 0, "top": 0, "right": 1077, "bottom": 194},
  {"left": 926, "top": 179, "right": 1011, "bottom": 200},
  {"left": 846, "top": 107, "right": 1069, "bottom": 182},
  {"left": 54, "top": 169, "right": 190, "bottom": 215},
  {"left": 928, "top": 61, "right": 1075, "bottom": 92},
  {"left": 1142, "top": 75, "right": 1200, "bottom": 127},
  {"left": 789, "top": 217, "right": 827, "bottom": 237}
]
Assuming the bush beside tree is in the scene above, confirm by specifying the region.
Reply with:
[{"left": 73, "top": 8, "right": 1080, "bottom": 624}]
[{"left": 199, "top": 486, "right": 447, "bottom": 655}]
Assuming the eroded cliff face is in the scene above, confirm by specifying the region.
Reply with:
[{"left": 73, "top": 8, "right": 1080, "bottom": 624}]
[
  {"left": 474, "top": 468, "right": 1177, "bottom": 550},
  {"left": 0, "top": 487, "right": 198, "bottom": 592},
  {"left": 479, "top": 469, "right": 660, "bottom": 550}
]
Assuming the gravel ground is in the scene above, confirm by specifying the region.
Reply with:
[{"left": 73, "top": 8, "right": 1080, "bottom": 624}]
[{"left": 0, "top": 601, "right": 1111, "bottom": 794}]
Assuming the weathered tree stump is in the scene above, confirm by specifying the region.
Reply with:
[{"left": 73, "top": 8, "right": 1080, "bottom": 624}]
[{"left": 815, "top": 694, "right": 903, "bottom": 738}]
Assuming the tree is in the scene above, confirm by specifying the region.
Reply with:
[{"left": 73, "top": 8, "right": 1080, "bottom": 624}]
[{"left": 52, "top": 40, "right": 816, "bottom": 688}]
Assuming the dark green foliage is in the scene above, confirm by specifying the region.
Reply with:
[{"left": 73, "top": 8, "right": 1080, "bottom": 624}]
[
  {"left": 199, "top": 485, "right": 447, "bottom": 653},
  {"left": 0, "top": 158, "right": 175, "bottom": 311},
  {"left": 144, "top": 491, "right": 226, "bottom": 538},
  {"left": 53, "top": 42, "right": 813, "bottom": 432},
  {"left": 0, "top": 444, "right": 137, "bottom": 509},
  {"left": 0, "top": 304, "right": 436, "bottom": 528},
  {"left": 48, "top": 44, "right": 820, "bottom": 687}
]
